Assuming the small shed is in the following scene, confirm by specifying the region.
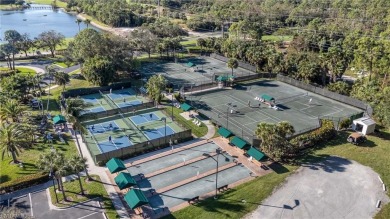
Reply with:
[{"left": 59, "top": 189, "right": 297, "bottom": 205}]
[{"left": 352, "top": 117, "right": 376, "bottom": 135}]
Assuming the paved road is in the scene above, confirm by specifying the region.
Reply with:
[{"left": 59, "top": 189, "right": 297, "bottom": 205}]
[
  {"left": 245, "top": 156, "right": 389, "bottom": 219},
  {"left": 1, "top": 189, "right": 105, "bottom": 219}
]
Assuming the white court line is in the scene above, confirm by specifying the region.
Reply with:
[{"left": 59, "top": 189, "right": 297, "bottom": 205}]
[
  {"left": 76, "top": 212, "right": 99, "bottom": 219},
  {"left": 29, "top": 193, "right": 33, "bottom": 217},
  {"left": 96, "top": 98, "right": 104, "bottom": 109}
]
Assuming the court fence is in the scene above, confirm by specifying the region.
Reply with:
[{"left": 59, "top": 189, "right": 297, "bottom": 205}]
[
  {"left": 61, "top": 82, "right": 132, "bottom": 99},
  {"left": 277, "top": 74, "right": 373, "bottom": 116},
  {"left": 210, "top": 53, "right": 258, "bottom": 72},
  {"left": 79, "top": 101, "right": 155, "bottom": 121},
  {"left": 82, "top": 129, "right": 193, "bottom": 165}
]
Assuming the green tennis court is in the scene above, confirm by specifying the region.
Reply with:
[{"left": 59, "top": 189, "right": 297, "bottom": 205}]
[{"left": 188, "top": 79, "right": 363, "bottom": 143}]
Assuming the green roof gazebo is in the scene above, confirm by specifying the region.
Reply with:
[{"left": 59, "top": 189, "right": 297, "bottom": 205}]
[
  {"left": 230, "top": 136, "right": 249, "bottom": 149},
  {"left": 247, "top": 147, "right": 265, "bottom": 161},
  {"left": 114, "top": 172, "right": 137, "bottom": 190},
  {"left": 52, "top": 115, "right": 67, "bottom": 125},
  {"left": 106, "top": 158, "right": 126, "bottom": 174},
  {"left": 180, "top": 103, "right": 192, "bottom": 112},
  {"left": 217, "top": 127, "right": 233, "bottom": 138},
  {"left": 217, "top": 75, "right": 228, "bottom": 81},
  {"left": 124, "top": 189, "right": 149, "bottom": 210},
  {"left": 260, "top": 94, "right": 275, "bottom": 102},
  {"left": 186, "top": 62, "right": 195, "bottom": 67}
]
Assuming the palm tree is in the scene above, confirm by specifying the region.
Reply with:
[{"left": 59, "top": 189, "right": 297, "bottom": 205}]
[
  {"left": 0, "top": 123, "right": 29, "bottom": 164},
  {"left": 145, "top": 74, "right": 166, "bottom": 104},
  {"left": 68, "top": 156, "right": 88, "bottom": 195},
  {"left": 0, "top": 99, "right": 26, "bottom": 123},
  {"left": 53, "top": 72, "right": 70, "bottom": 91},
  {"left": 84, "top": 19, "right": 91, "bottom": 28},
  {"left": 255, "top": 122, "right": 276, "bottom": 152},
  {"left": 75, "top": 18, "right": 83, "bottom": 32},
  {"left": 65, "top": 98, "right": 91, "bottom": 118},
  {"left": 277, "top": 121, "right": 295, "bottom": 138},
  {"left": 227, "top": 58, "right": 239, "bottom": 76},
  {"left": 37, "top": 151, "right": 68, "bottom": 201}
]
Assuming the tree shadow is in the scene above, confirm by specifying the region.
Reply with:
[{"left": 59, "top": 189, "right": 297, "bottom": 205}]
[
  {"left": 0, "top": 175, "right": 10, "bottom": 184},
  {"left": 299, "top": 155, "right": 351, "bottom": 173},
  {"left": 268, "top": 162, "right": 290, "bottom": 174}
]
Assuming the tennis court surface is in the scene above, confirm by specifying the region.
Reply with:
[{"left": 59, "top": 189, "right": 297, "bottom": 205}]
[
  {"left": 83, "top": 108, "right": 184, "bottom": 156},
  {"left": 79, "top": 88, "right": 149, "bottom": 115},
  {"left": 188, "top": 80, "right": 363, "bottom": 143},
  {"left": 140, "top": 56, "right": 256, "bottom": 87}
]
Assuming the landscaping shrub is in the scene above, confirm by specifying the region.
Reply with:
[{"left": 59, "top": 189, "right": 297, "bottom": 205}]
[
  {"left": 338, "top": 118, "right": 351, "bottom": 130},
  {"left": 0, "top": 172, "right": 49, "bottom": 194},
  {"left": 290, "top": 119, "right": 336, "bottom": 150}
]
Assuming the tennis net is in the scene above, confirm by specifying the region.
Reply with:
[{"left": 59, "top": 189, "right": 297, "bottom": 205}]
[
  {"left": 118, "top": 111, "right": 134, "bottom": 130},
  {"left": 275, "top": 92, "right": 308, "bottom": 104},
  {"left": 99, "top": 90, "right": 117, "bottom": 109}
]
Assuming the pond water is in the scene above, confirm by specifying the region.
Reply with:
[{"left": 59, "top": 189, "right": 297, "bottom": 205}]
[{"left": 0, "top": 4, "right": 99, "bottom": 42}]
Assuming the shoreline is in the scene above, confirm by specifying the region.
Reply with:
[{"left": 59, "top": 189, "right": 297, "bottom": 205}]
[{"left": 76, "top": 13, "right": 135, "bottom": 37}]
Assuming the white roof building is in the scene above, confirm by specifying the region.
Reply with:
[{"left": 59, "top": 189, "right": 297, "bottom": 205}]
[{"left": 352, "top": 117, "right": 376, "bottom": 135}]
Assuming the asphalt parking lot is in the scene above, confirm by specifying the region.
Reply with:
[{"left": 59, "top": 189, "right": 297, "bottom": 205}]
[{"left": 0, "top": 189, "right": 105, "bottom": 219}]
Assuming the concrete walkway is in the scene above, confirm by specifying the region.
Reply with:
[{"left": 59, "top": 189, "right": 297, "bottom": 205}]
[{"left": 71, "top": 132, "right": 130, "bottom": 218}]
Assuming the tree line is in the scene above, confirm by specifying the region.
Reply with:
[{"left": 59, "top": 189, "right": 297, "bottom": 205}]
[{"left": 0, "top": 30, "right": 65, "bottom": 70}]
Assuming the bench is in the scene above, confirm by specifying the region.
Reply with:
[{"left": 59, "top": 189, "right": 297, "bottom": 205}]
[
  {"left": 187, "top": 196, "right": 200, "bottom": 204},
  {"left": 218, "top": 185, "right": 229, "bottom": 192}
]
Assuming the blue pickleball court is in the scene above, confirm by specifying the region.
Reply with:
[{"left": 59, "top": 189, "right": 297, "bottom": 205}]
[
  {"left": 116, "top": 100, "right": 142, "bottom": 109},
  {"left": 107, "top": 89, "right": 137, "bottom": 100},
  {"left": 143, "top": 126, "right": 175, "bottom": 140},
  {"left": 97, "top": 136, "right": 133, "bottom": 153},
  {"left": 89, "top": 121, "right": 120, "bottom": 135},
  {"left": 130, "top": 112, "right": 160, "bottom": 125}
]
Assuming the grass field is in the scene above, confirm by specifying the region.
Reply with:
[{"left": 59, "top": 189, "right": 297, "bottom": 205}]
[
  {"left": 0, "top": 132, "right": 78, "bottom": 185},
  {"left": 27, "top": 0, "right": 67, "bottom": 8},
  {"left": 262, "top": 35, "right": 293, "bottom": 41},
  {"left": 49, "top": 175, "right": 118, "bottom": 219},
  {"left": 0, "top": 67, "right": 37, "bottom": 76},
  {"left": 164, "top": 106, "right": 208, "bottom": 138}
]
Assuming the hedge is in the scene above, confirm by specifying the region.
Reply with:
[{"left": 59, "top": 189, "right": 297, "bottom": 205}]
[
  {"left": 0, "top": 172, "right": 49, "bottom": 195},
  {"left": 290, "top": 119, "right": 336, "bottom": 150}
]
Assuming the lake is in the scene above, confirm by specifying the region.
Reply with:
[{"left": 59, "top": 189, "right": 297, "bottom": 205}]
[{"left": 0, "top": 4, "right": 99, "bottom": 42}]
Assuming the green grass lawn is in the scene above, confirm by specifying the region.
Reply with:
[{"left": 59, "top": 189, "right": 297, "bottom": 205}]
[
  {"left": 306, "top": 130, "right": 390, "bottom": 219},
  {"left": 49, "top": 175, "right": 118, "bottom": 219},
  {"left": 27, "top": 0, "right": 67, "bottom": 8},
  {"left": 164, "top": 106, "right": 208, "bottom": 138},
  {"left": 165, "top": 165, "right": 297, "bottom": 219},
  {"left": 0, "top": 67, "right": 37, "bottom": 76},
  {"left": 180, "top": 39, "right": 197, "bottom": 48},
  {"left": 0, "top": 131, "right": 78, "bottom": 185}
]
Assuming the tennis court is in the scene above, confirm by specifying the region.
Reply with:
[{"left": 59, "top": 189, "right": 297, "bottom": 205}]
[
  {"left": 83, "top": 109, "right": 184, "bottom": 156},
  {"left": 188, "top": 79, "right": 363, "bottom": 143},
  {"left": 140, "top": 57, "right": 256, "bottom": 87},
  {"left": 79, "top": 93, "right": 114, "bottom": 114}
]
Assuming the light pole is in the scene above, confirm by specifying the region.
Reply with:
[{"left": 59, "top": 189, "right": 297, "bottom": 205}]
[
  {"left": 161, "top": 117, "right": 167, "bottom": 145},
  {"left": 226, "top": 103, "right": 232, "bottom": 129},
  {"left": 203, "top": 148, "right": 229, "bottom": 199}
]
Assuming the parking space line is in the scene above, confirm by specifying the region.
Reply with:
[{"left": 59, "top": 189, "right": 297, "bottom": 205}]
[
  {"left": 77, "top": 212, "right": 99, "bottom": 219},
  {"left": 29, "top": 193, "right": 33, "bottom": 217}
]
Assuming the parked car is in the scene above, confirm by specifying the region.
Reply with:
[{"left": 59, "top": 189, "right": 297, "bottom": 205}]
[{"left": 347, "top": 132, "right": 366, "bottom": 145}]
